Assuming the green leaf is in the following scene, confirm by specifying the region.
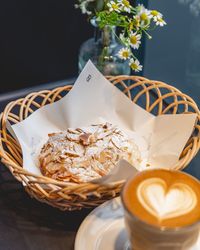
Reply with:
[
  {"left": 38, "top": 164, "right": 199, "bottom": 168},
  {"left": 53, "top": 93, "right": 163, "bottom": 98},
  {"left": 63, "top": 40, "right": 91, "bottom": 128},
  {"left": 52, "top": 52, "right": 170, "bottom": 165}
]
[{"left": 96, "top": 10, "right": 129, "bottom": 29}]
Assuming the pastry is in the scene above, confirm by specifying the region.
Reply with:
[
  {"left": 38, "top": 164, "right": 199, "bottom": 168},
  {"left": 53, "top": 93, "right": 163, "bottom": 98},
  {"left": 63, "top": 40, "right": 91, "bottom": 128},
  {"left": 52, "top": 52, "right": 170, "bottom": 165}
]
[{"left": 39, "top": 123, "right": 141, "bottom": 183}]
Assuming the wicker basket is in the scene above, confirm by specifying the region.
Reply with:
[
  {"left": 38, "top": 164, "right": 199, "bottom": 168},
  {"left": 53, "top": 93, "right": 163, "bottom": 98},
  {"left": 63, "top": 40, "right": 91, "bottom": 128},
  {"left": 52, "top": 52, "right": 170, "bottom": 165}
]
[{"left": 0, "top": 76, "right": 200, "bottom": 211}]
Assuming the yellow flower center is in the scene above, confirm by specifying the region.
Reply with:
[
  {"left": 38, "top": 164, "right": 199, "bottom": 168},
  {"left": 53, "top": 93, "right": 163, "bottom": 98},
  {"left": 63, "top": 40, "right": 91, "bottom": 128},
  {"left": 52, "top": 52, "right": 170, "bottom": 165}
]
[
  {"left": 122, "top": 0, "right": 130, "bottom": 7},
  {"left": 111, "top": 3, "right": 119, "bottom": 10},
  {"left": 140, "top": 13, "right": 148, "bottom": 21},
  {"left": 130, "top": 62, "right": 138, "bottom": 70},
  {"left": 122, "top": 51, "right": 129, "bottom": 58},
  {"left": 130, "top": 35, "right": 137, "bottom": 44},
  {"left": 151, "top": 10, "right": 159, "bottom": 16}
]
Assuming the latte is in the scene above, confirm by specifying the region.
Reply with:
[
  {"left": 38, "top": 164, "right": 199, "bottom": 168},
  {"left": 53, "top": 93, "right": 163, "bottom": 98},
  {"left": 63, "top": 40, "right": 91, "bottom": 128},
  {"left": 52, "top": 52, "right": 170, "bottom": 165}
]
[
  {"left": 122, "top": 169, "right": 200, "bottom": 250},
  {"left": 123, "top": 169, "right": 200, "bottom": 228}
]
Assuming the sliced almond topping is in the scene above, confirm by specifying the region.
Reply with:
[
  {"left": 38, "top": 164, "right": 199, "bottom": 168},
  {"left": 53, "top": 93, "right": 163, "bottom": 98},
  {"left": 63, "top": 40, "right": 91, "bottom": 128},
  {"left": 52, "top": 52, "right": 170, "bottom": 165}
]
[
  {"left": 111, "top": 136, "right": 122, "bottom": 149},
  {"left": 79, "top": 133, "right": 92, "bottom": 146},
  {"left": 98, "top": 151, "right": 112, "bottom": 164},
  {"left": 48, "top": 133, "right": 57, "bottom": 137},
  {"left": 67, "top": 128, "right": 80, "bottom": 134},
  {"left": 97, "top": 130, "right": 113, "bottom": 140},
  {"left": 89, "top": 134, "right": 96, "bottom": 143},
  {"left": 64, "top": 150, "right": 80, "bottom": 157},
  {"left": 73, "top": 143, "right": 84, "bottom": 155},
  {"left": 66, "top": 133, "right": 80, "bottom": 142},
  {"left": 76, "top": 128, "right": 84, "bottom": 133}
]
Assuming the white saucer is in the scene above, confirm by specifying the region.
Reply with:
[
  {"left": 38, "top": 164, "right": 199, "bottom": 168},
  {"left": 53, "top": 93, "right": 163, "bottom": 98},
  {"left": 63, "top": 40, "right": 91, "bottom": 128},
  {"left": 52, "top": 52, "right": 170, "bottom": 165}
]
[{"left": 75, "top": 197, "right": 200, "bottom": 250}]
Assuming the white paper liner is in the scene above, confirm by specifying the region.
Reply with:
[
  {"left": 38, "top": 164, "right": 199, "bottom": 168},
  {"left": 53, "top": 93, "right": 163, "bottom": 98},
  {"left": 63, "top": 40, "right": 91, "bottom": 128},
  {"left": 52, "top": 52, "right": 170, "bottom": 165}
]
[{"left": 7, "top": 60, "right": 197, "bottom": 183}]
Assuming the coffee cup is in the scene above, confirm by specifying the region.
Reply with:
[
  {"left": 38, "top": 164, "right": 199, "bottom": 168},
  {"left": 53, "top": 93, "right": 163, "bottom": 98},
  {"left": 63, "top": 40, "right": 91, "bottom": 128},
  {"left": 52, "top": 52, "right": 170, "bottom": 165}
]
[{"left": 121, "top": 169, "right": 200, "bottom": 250}]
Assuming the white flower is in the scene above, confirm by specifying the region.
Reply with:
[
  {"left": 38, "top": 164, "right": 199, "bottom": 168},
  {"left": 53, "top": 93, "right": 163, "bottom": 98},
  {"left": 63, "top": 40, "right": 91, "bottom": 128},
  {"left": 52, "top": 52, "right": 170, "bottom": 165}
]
[
  {"left": 149, "top": 10, "right": 163, "bottom": 21},
  {"left": 129, "top": 58, "right": 143, "bottom": 72},
  {"left": 129, "top": 31, "right": 141, "bottom": 49},
  {"left": 155, "top": 18, "right": 167, "bottom": 26},
  {"left": 118, "top": 0, "right": 131, "bottom": 13},
  {"left": 136, "top": 4, "right": 151, "bottom": 26},
  {"left": 118, "top": 47, "right": 131, "bottom": 60},
  {"left": 107, "top": 1, "right": 121, "bottom": 12},
  {"left": 75, "top": 0, "right": 92, "bottom": 15},
  {"left": 137, "top": 4, "right": 149, "bottom": 15}
]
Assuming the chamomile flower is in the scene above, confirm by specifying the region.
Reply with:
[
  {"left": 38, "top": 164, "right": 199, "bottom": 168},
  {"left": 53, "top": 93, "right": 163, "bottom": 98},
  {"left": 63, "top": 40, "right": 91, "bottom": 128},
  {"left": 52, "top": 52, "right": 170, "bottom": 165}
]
[
  {"left": 150, "top": 10, "right": 163, "bottom": 21},
  {"left": 129, "top": 31, "right": 141, "bottom": 49},
  {"left": 118, "top": 0, "right": 131, "bottom": 13},
  {"left": 129, "top": 58, "right": 143, "bottom": 72},
  {"left": 107, "top": 1, "right": 121, "bottom": 13},
  {"left": 75, "top": 0, "right": 92, "bottom": 15},
  {"left": 118, "top": 47, "right": 131, "bottom": 60},
  {"left": 140, "top": 10, "right": 151, "bottom": 22},
  {"left": 156, "top": 18, "right": 167, "bottom": 26},
  {"left": 136, "top": 4, "right": 151, "bottom": 26},
  {"left": 137, "top": 4, "right": 149, "bottom": 16}
]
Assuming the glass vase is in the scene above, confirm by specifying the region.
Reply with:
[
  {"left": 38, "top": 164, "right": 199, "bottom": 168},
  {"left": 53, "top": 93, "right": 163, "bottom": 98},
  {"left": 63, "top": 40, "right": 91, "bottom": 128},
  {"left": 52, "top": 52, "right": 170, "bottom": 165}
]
[{"left": 78, "top": 25, "right": 131, "bottom": 75}]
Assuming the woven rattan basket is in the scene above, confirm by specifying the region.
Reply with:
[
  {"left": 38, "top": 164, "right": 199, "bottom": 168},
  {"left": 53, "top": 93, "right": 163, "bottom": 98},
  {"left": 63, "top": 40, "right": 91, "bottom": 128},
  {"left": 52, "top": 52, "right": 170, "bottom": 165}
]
[{"left": 0, "top": 76, "right": 200, "bottom": 211}]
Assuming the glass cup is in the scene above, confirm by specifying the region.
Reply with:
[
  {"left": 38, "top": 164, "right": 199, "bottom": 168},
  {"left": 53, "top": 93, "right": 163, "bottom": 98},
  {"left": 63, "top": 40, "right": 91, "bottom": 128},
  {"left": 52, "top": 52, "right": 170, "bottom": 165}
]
[{"left": 121, "top": 171, "right": 200, "bottom": 250}]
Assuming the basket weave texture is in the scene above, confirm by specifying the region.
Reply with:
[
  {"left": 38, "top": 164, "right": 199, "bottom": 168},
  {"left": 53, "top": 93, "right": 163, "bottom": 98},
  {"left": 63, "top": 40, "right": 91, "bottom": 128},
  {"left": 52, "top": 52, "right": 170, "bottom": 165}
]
[{"left": 0, "top": 76, "right": 200, "bottom": 211}]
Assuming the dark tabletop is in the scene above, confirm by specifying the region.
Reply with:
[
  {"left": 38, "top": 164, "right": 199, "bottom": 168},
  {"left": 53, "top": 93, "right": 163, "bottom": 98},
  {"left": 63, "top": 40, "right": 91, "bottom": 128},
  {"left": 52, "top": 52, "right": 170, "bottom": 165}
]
[{"left": 1, "top": 1, "right": 200, "bottom": 249}]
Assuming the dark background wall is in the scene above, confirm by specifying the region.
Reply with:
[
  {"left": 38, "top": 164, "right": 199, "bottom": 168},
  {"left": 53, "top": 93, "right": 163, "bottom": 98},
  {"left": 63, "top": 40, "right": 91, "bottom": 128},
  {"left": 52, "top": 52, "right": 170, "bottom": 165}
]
[
  {"left": 144, "top": 0, "right": 200, "bottom": 106},
  {"left": 0, "top": 0, "right": 199, "bottom": 106},
  {"left": 0, "top": 0, "right": 92, "bottom": 93},
  {"left": 144, "top": 0, "right": 195, "bottom": 101}
]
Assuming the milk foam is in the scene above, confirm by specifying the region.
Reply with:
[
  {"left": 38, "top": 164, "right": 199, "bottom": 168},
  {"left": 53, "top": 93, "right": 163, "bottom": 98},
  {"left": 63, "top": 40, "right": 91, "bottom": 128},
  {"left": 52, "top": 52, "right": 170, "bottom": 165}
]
[{"left": 137, "top": 178, "right": 197, "bottom": 220}]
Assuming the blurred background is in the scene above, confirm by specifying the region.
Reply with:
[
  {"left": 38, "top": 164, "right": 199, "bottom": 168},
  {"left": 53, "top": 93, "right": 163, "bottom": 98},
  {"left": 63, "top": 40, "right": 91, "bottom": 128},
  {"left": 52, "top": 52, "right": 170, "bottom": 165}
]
[{"left": 0, "top": 0, "right": 199, "bottom": 105}]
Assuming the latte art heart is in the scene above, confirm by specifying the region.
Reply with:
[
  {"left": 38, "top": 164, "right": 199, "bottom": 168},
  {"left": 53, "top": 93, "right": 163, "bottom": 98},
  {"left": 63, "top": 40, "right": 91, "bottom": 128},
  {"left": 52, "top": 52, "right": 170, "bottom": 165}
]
[{"left": 137, "top": 178, "right": 197, "bottom": 220}]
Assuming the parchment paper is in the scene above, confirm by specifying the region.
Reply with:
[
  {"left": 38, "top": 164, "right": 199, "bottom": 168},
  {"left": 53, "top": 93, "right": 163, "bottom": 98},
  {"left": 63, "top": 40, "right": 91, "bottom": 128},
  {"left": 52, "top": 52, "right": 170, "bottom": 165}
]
[{"left": 7, "top": 60, "right": 197, "bottom": 182}]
